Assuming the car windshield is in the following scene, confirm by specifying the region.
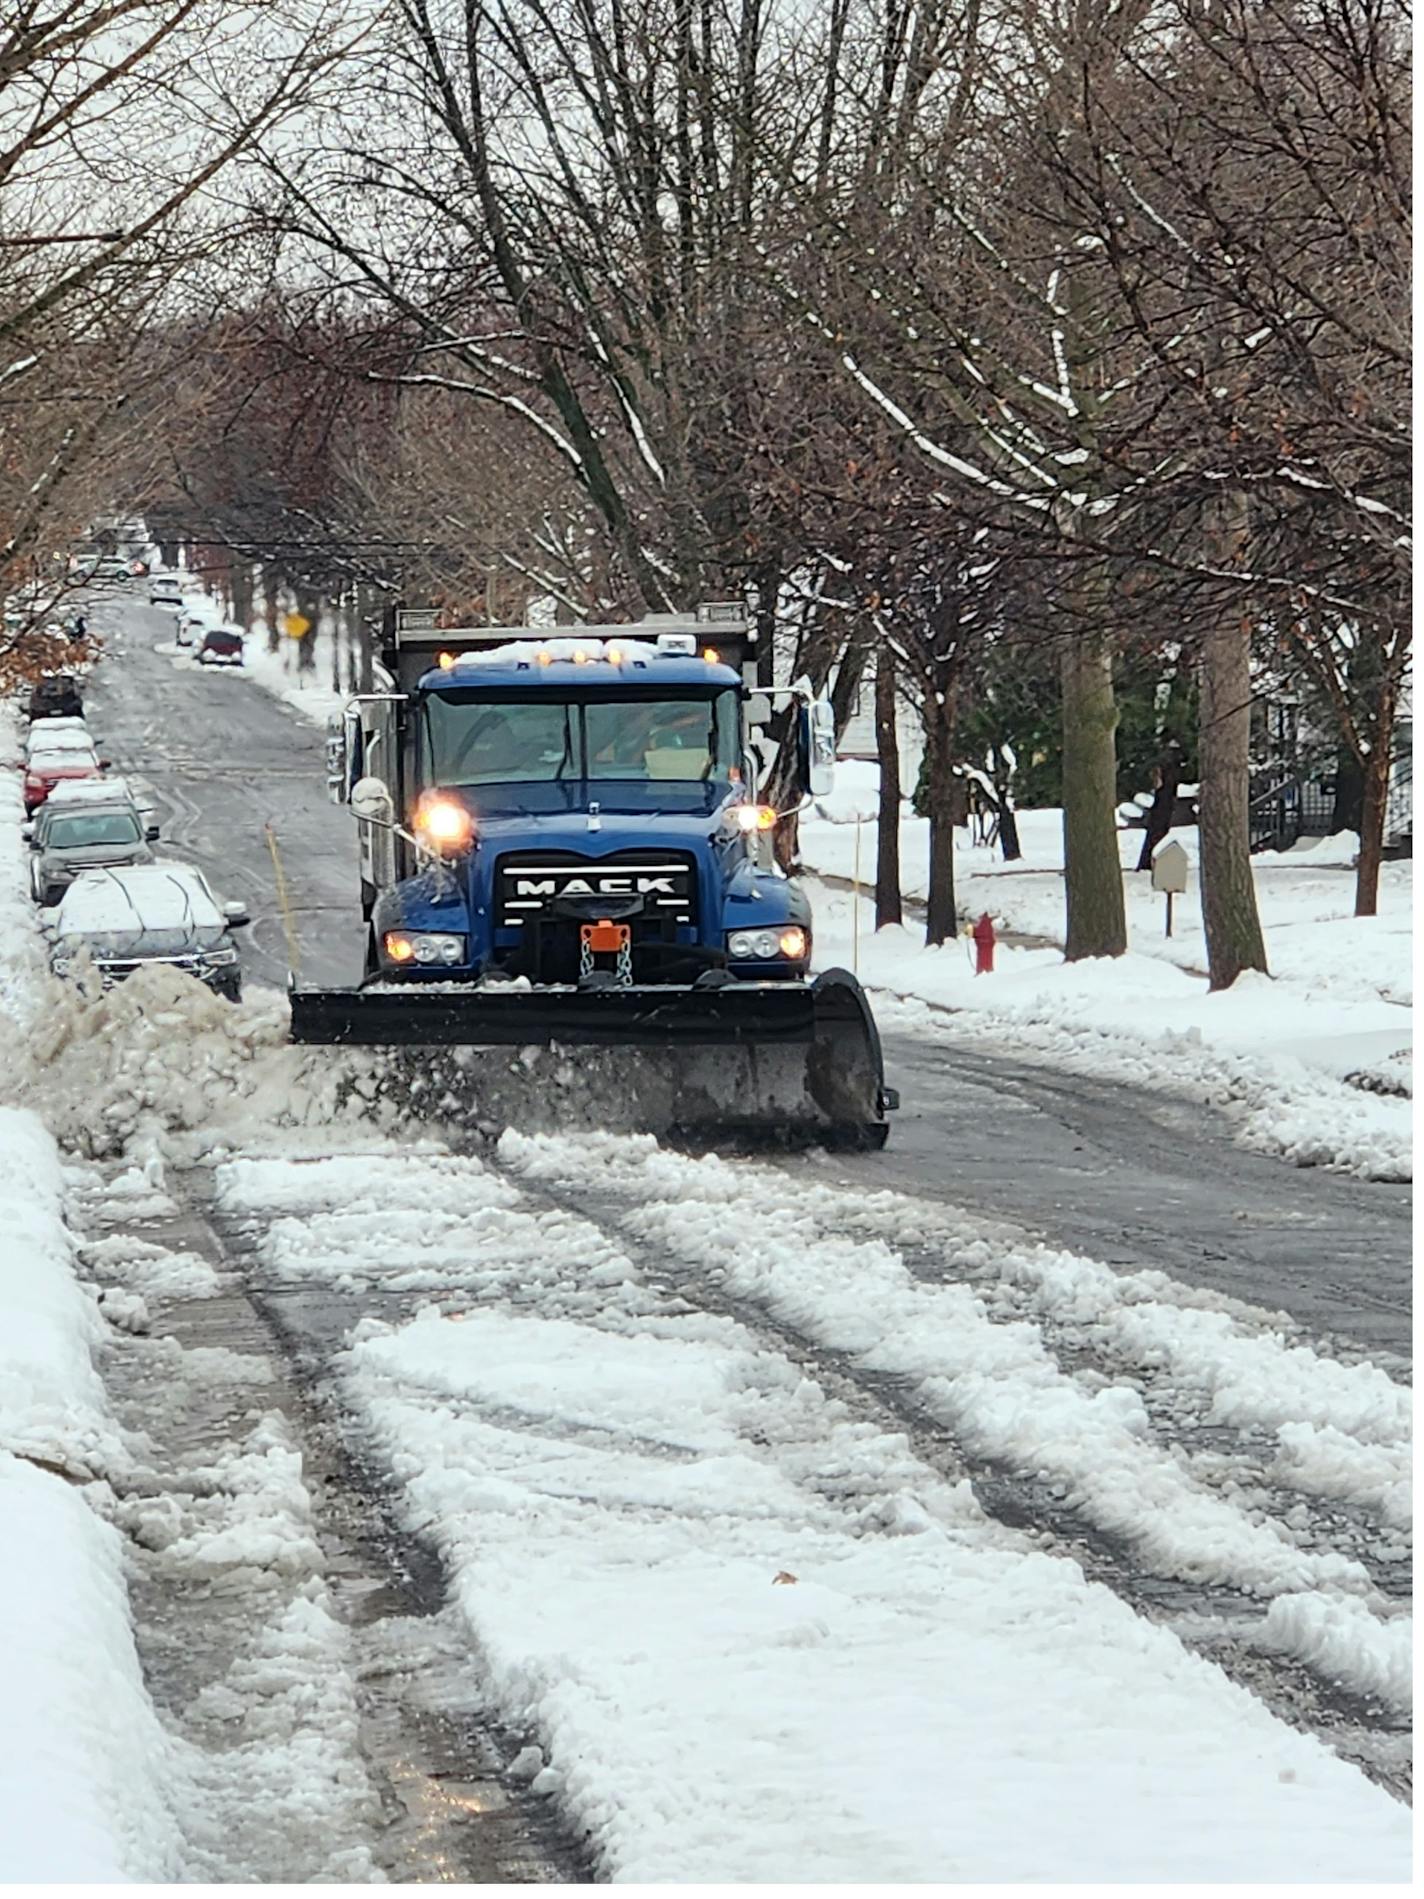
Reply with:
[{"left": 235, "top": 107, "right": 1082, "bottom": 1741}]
[
  {"left": 46, "top": 812, "right": 141, "bottom": 849},
  {"left": 422, "top": 689, "right": 741, "bottom": 789},
  {"left": 67, "top": 926, "right": 225, "bottom": 956}
]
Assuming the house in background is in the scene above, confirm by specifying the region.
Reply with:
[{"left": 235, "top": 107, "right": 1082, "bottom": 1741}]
[{"left": 837, "top": 655, "right": 925, "bottom": 798}]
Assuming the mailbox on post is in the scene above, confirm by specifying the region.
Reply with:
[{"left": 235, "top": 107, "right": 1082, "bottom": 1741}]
[{"left": 1150, "top": 839, "right": 1190, "bottom": 937}]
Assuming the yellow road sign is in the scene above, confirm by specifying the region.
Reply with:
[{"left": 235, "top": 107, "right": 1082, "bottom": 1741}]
[{"left": 281, "top": 611, "right": 312, "bottom": 640}]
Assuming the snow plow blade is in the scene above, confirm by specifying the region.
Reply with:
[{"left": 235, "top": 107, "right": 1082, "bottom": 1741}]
[{"left": 288, "top": 967, "right": 896, "bottom": 1147}]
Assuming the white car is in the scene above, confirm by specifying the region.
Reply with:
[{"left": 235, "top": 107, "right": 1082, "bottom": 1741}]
[
  {"left": 24, "top": 721, "right": 93, "bottom": 759},
  {"left": 175, "top": 608, "right": 213, "bottom": 648},
  {"left": 45, "top": 774, "right": 159, "bottom": 831},
  {"left": 149, "top": 573, "right": 183, "bottom": 607},
  {"left": 46, "top": 863, "right": 248, "bottom": 1001}
]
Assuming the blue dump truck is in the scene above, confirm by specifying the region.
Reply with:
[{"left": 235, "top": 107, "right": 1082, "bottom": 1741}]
[{"left": 291, "top": 604, "right": 897, "bottom": 1146}]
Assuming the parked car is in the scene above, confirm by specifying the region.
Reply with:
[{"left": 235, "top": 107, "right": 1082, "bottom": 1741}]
[
  {"left": 24, "top": 721, "right": 93, "bottom": 759},
  {"left": 46, "top": 774, "right": 159, "bottom": 833},
  {"left": 197, "top": 626, "right": 245, "bottom": 667},
  {"left": 23, "top": 717, "right": 90, "bottom": 755},
  {"left": 23, "top": 749, "right": 109, "bottom": 814},
  {"left": 27, "top": 798, "right": 157, "bottom": 907},
  {"left": 44, "top": 864, "right": 248, "bottom": 1001},
  {"left": 92, "top": 556, "right": 131, "bottom": 584},
  {"left": 148, "top": 572, "right": 183, "bottom": 607},
  {"left": 175, "top": 610, "right": 210, "bottom": 648},
  {"left": 27, "top": 674, "right": 84, "bottom": 721}
]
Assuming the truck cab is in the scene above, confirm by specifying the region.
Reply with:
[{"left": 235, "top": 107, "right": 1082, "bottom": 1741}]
[{"left": 329, "top": 609, "right": 836, "bottom": 990}]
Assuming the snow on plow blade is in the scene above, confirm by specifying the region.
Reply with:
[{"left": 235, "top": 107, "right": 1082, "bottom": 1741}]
[{"left": 288, "top": 968, "right": 896, "bottom": 1147}]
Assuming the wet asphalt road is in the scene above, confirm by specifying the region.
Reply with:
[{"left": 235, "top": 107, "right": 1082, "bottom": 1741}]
[{"left": 82, "top": 593, "right": 1412, "bottom": 1362}]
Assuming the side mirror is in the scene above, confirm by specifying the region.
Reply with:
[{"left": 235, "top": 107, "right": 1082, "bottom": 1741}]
[
  {"left": 325, "top": 714, "right": 349, "bottom": 805},
  {"left": 145, "top": 824, "right": 160, "bottom": 842},
  {"left": 98, "top": 758, "right": 112, "bottom": 770},
  {"left": 798, "top": 697, "right": 836, "bottom": 798},
  {"left": 222, "top": 899, "right": 250, "bottom": 927}
]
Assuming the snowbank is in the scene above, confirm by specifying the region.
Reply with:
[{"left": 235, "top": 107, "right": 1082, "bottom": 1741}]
[
  {"left": 804, "top": 863, "right": 1412, "bottom": 1180},
  {"left": 0, "top": 706, "right": 48, "bottom": 1025},
  {"left": 0, "top": 1107, "right": 183, "bottom": 1879}
]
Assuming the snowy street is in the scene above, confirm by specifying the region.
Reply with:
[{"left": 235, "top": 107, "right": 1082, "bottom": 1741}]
[{"left": 0, "top": 594, "right": 1412, "bottom": 1880}]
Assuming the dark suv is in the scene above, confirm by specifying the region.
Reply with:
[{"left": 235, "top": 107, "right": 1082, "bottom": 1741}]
[{"left": 28, "top": 674, "right": 84, "bottom": 720}]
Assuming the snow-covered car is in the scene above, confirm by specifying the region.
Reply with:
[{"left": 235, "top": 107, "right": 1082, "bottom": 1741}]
[
  {"left": 23, "top": 750, "right": 109, "bottom": 814},
  {"left": 27, "top": 798, "right": 157, "bottom": 907},
  {"left": 45, "top": 773, "right": 160, "bottom": 834},
  {"left": 44, "top": 863, "right": 249, "bottom": 1002},
  {"left": 23, "top": 721, "right": 93, "bottom": 759},
  {"left": 197, "top": 626, "right": 244, "bottom": 667},
  {"left": 148, "top": 572, "right": 183, "bottom": 607},
  {"left": 175, "top": 609, "right": 211, "bottom": 648}
]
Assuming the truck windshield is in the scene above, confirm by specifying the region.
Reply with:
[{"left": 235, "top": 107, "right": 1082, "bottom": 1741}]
[{"left": 422, "top": 690, "right": 741, "bottom": 788}]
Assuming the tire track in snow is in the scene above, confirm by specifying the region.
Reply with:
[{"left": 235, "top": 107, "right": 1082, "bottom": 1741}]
[
  {"left": 493, "top": 1135, "right": 1411, "bottom": 1800},
  {"left": 73, "top": 1158, "right": 591, "bottom": 1884}
]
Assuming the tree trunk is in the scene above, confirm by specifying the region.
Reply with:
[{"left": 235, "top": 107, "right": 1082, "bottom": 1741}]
[
  {"left": 1061, "top": 628, "right": 1127, "bottom": 959},
  {"left": 874, "top": 649, "right": 902, "bottom": 928},
  {"left": 1332, "top": 745, "right": 1364, "bottom": 834},
  {"left": 922, "top": 689, "right": 959, "bottom": 946},
  {"left": 231, "top": 561, "right": 254, "bottom": 632},
  {"left": 263, "top": 564, "right": 282, "bottom": 654},
  {"left": 1135, "top": 745, "right": 1183, "bottom": 871},
  {"left": 999, "top": 803, "right": 1022, "bottom": 861},
  {"left": 1197, "top": 495, "right": 1268, "bottom": 989},
  {"left": 356, "top": 584, "right": 375, "bottom": 694},
  {"left": 1355, "top": 682, "right": 1397, "bottom": 917},
  {"left": 296, "top": 588, "right": 320, "bottom": 674}
]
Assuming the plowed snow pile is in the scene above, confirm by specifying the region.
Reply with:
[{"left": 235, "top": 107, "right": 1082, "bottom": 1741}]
[{"left": 13, "top": 966, "right": 396, "bottom": 1158}]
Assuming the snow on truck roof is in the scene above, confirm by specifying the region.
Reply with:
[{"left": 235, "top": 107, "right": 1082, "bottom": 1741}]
[
  {"left": 417, "top": 636, "right": 741, "bottom": 692},
  {"left": 56, "top": 863, "right": 222, "bottom": 933}
]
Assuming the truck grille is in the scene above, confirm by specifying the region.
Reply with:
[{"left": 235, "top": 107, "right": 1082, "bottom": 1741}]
[{"left": 495, "top": 851, "right": 697, "bottom": 928}]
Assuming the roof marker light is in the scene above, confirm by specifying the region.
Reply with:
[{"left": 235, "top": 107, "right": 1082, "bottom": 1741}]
[
  {"left": 702, "top": 646, "right": 719, "bottom": 663},
  {"left": 438, "top": 651, "right": 456, "bottom": 670}
]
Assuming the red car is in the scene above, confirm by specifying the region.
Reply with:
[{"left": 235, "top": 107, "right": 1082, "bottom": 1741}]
[{"left": 23, "top": 754, "right": 111, "bottom": 814}]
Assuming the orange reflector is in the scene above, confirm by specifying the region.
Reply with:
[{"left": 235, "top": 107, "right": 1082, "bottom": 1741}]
[
  {"left": 384, "top": 933, "right": 415, "bottom": 962},
  {"left": 581, "top": 919, "right": 630, "bottom": 953},
  {"left": 438, "top": 650, "right": 456, "bottom": 670},
  {"left": 736, "top": 803, "right": 778, "bottom": 833},
  {"left": 779, "top": 927, "right": 808, "bottom": 959},
  {"left": 702, "top": 646, "right": 719, "bottom": 663}
]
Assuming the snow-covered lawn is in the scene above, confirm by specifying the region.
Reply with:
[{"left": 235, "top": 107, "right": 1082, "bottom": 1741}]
[{"left": 802, "top": 764, "right": 1412, "bottom": 1180}]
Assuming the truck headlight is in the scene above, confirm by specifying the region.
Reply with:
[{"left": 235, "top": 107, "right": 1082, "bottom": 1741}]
[
  {"left": 727, "top": 926, "right": 808, "bottom": 961},
  {"left": 383, "top": 930, "right": 466, "bottom": 966}
]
